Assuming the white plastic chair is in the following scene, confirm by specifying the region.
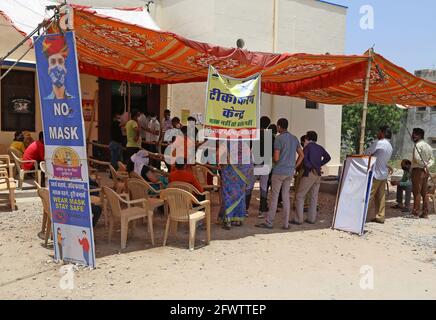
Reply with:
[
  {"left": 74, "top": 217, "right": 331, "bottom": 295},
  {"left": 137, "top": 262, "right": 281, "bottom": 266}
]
[
  {"left": 160, "top": 188, "right": 211, "bottom": 251},
  {"left": 103, "top": 186, "right": 152, "bottom": 249}
]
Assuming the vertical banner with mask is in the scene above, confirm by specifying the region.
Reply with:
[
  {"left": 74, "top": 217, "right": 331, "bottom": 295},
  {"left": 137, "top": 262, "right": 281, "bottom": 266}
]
[
  {"left": 34, "top": 31, "right": 96, "bottom": 268},
  {"left": 204, "top": 65, "right": 260, "bottom": 140}
]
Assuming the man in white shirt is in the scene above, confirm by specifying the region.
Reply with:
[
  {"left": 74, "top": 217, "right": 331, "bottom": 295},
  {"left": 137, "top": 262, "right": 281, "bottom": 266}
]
[
  {"left": 161, "top": 109, "right": 173, "bottom": 135},
  {"left": 137, "top": 111, "right": 149, "bottom": 144},
  {"left": 145, "top": 112, "right": 160, "bottom": 167},
  {"left": 145, "top": 113, "right": 160, "bottom": 144},
  {"left": 365, "top": 126, "right": 393, "bottom": 224},
  {"left": 411, "top": 128, "right": 434, "bottom": 219}
]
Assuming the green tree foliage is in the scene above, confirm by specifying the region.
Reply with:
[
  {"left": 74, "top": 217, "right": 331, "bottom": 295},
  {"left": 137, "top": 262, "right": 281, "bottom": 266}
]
[{"left": 341, "top": 103, "right": 406, "bottom": 156}]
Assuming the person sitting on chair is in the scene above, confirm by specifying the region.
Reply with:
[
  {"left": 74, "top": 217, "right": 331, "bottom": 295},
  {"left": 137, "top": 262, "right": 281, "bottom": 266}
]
[
  {"left": 391, "top": 159, "right": 412, "bottom": 213},
  {"left": 169, "top": 159, "right": 204, "bottom": 194},
  {"left": 130, "top": 149, "right": 160, "bottom": 184},
  {"left": 10, "top": 131, "right": 26, "bottom": 154},
  {"left": 22, "top": 131, "right": 44, "bottom": 171}
]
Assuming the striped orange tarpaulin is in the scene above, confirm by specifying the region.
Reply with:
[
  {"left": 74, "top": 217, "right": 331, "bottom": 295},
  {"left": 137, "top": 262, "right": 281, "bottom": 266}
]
[{"left": 71, "top": 6, "right": 436, "bottom": 107}]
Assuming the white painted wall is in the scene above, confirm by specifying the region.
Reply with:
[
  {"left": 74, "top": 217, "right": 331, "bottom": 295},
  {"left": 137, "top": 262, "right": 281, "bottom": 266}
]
[
  {"left": 0, "top": 0, "right": 346, "bottom": 173},
  {"left": 155, "top": 0, "right": 347, "bottom": 174}
]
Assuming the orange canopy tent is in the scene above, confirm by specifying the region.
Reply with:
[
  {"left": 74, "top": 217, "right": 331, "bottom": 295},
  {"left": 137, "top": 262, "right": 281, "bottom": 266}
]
[{"left": 68, "top": 5, "right": 436, "bottom": 108}]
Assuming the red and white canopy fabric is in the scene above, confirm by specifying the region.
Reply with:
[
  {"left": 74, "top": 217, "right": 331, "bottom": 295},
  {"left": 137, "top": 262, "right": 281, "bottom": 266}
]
[
  {"left": 2, "top": 3, "right": 435, "bottom": 107},
  {"left": 70, "top": 6, "right": 436, "bottom": 107}
]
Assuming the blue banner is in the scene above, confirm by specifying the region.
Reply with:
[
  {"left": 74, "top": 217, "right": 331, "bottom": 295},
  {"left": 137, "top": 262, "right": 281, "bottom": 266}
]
[
  {"left": 34, "top": 31, "right": 84, "bottom": 147},
  {"left": 34, "top": 31, "right": 96, "bottom": 268}
]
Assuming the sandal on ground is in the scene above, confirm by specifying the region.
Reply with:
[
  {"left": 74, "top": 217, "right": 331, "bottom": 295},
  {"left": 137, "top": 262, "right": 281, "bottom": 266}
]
[
  {"left": 222, "top": 222, "right": 231, "bottom": 230},
  {"left": 411, "top": 211, "right": 420, "bottom": 219},
  {"left": 255, "top": 222, "right": 273, "bottom": 229},
  {"left": 231, "top": 221, "right": 242, "bottom": 227}
]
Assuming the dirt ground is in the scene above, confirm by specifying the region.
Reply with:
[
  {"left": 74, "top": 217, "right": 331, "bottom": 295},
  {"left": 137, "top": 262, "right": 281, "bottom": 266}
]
[{"left": 0, "top": 179, "right": 435, "bottom": 300}]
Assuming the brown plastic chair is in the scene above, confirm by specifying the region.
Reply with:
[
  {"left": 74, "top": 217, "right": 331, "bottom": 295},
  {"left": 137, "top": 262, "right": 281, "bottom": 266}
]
[
  {"left": 88, "top": 157, "right": 112, "bottom": 177},
  {"left": 129, "top": 171, "right": 144, "bottom": 181},
  {"left": 109, "top": 164, "right": 129, "bottom": 194},
  {"left": 117, "top": 161, "right": 127, "bottom": 172},
  {"left": 160, "top": 188, "right": 211, "bottom": 251},
  {"left": 167, "top": 181, "right": 210, "bottom": 202},
  {"left": 36, "top": 187, "right": 52, "bottom": 247},
  {"left": 103, "top": 186, "right": 153, "bottom": 249},
  {"left": 128, "top": 172, "right": 162, "bottom": 198},
  {"left": 89, "top": 173, "right": 109, "bottom": 228},
  {"left": 131, "top": 166, "right": 166, "bottom": 190},
  {"left": 127, "top": 177, "right": 167, "bottom": 213},
  {"left": 193, "top": 165, "right": 221, "bottom": 204},
  {"left": 0, "top": 154, "right": 15, "bottom": 178},
  {"left": 0, "top": 164, "right": 15, "bottom": 211},
  {"left": 8, "top": 147, "right": 41, "bottom": 189}
]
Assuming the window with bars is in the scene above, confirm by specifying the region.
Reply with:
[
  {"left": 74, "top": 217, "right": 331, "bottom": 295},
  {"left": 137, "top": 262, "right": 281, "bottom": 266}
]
[{"left": 305, "top": 100, "right": 319, "bottom": 109}]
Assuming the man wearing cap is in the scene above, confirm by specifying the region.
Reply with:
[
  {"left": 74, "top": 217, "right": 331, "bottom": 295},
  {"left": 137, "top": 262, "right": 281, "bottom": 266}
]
[{"left": 42, "top": 34, "right": 73, "bottom": 100}]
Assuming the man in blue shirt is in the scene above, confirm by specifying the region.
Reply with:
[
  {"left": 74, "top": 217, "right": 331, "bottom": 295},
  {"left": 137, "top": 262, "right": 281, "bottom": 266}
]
[
  {"left": 293, "top": 131, "right": 331, "bottom": 224},
  {"left": 256, "top": 118, "right": 304, "bottom": 229}
]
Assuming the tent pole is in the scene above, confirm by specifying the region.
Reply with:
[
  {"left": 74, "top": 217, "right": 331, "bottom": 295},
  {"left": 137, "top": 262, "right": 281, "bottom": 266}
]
[{"left": 359, "top": 48, "right": 374, "bottom": 154}]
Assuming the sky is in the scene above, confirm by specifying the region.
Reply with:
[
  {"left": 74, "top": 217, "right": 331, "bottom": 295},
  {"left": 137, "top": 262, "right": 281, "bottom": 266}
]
[{"left": 332, "top": 0, "right": 436, "bottom": 73}]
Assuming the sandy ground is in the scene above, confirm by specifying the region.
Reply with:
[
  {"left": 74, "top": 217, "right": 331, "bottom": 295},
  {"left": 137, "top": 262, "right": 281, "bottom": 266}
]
[{"left": 0, "top": 179, "right": 435, "bottom": 300}]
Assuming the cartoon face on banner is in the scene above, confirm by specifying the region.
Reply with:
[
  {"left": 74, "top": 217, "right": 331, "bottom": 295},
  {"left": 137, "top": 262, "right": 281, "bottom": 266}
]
[
  {"left": 42, "top": 34, "right": 74, "bottom": 100},
  {"left": 34, "top": 32, "right": 84, "bottom": 147},
  {"left": 52, "top": 147, "right": 82, "bottom": 179},
  {"left": 53, "top": 223, "right": 94, "bottom": 266}
]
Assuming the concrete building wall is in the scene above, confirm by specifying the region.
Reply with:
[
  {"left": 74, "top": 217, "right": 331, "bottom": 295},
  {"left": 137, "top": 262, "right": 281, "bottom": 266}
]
[
  {"left": 392, "top": 69, "right": 436, "bottom": 160},
  {"left": 154, "top": 0, "right": 346, "bottom": 174},
  {"left": 1, "top": 0, "right": 347, "bottom": 174}
]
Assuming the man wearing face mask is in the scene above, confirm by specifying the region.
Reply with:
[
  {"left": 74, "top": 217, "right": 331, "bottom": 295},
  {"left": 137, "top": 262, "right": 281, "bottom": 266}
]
[
  {"left": 42, "top": 35, "right": 73, "bottom": 100},
  {"left": 144, "top": 112, "right": 160, "bottom": 167},
  {"left": 160, "top": 109, "right": 172, "bottom": 155}
]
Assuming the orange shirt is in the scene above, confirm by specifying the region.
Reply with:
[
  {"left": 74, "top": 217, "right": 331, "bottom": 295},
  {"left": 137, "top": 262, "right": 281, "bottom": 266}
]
[{"left": 169, "top": 168, "right": 204, "bottom": 193}]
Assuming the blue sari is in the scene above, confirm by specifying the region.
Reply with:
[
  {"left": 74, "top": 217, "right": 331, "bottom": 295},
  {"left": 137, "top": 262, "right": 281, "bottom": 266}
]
[{"left": 219, "top": 163, "right": 254, "bottom": 223}]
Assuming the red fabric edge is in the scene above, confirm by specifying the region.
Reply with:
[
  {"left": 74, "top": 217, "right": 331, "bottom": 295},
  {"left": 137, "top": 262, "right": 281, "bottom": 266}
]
[
  {"left": 373, "top": 53, "right": 436, "bottom": 88},
  {"left": 262, "top": 61, "right": 368, "bottom": 96},
  {"left": 78, "top": 62, "right": 206, "bottom": 84}
]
